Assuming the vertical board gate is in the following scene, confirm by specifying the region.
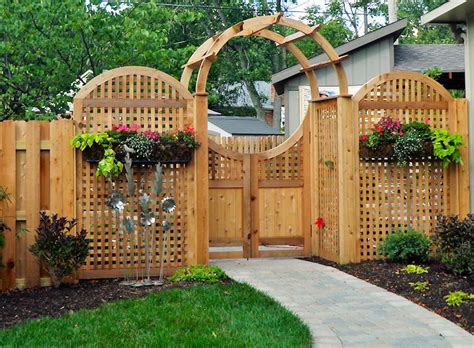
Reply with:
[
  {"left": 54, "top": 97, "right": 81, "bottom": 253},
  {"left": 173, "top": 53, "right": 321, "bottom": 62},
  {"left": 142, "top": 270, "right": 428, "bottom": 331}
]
[{"left": 208, "top": 115, "right": 312, "bottom": 258}]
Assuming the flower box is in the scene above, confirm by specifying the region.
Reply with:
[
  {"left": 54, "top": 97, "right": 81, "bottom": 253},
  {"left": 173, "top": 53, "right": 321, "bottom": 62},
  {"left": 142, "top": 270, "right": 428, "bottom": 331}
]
[
  {"left": 359, "top": 139, "right": 434, "bottom": 162},
  {"left": 82, "top": 143, "right": 194, "bottom": 164}
]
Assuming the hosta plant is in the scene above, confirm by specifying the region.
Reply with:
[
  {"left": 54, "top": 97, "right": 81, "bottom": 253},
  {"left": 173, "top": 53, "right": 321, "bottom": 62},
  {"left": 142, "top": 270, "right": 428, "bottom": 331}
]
[
  {"left": 409, "top": 281, "right": 429, "bottom": 291},
  {"left": 444, "top": 291, "right": 474, "bottom": 307},
  {"left": 401, "top": 264, "right": 429, "bottom": 274}
]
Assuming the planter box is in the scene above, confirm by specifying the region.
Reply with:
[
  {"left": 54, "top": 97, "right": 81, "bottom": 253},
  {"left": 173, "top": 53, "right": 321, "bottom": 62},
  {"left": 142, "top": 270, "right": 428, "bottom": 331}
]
[
  {"left": 81, "top": 143, "right": 194, "bottom": 165},
  {"left": 359, "top": 140, "right": 434, "bottom": 162}
]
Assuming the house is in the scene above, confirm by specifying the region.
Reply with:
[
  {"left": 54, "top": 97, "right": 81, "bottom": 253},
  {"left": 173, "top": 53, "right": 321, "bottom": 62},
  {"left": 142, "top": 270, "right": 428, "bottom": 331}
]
[
  {"left": 208, "top": 116, "right": 282, "bottom": 137},
  {"left": 421, "top": 0, "right": 474, "bottom": 211},
  {"left": 272, "top": 19, "right": 465, "bottom": 136}
]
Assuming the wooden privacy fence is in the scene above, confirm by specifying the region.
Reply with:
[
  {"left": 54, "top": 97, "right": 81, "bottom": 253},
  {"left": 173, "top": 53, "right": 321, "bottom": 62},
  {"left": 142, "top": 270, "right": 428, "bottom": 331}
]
[
  {"left": 0, "top": 69, "right": 470, "bottom": 291},
  {"left": 0, "top": 120, "right": 74, "bottom": 291}
]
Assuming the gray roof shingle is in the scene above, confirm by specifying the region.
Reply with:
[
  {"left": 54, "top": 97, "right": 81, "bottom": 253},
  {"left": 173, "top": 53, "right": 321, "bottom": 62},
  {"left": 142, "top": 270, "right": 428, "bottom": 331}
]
[
  {"left": 394, "top": 44, "right": 464, "bottom": 72},
  {"left": 209, "top": 116, "right": 282, "bottom": 136}
]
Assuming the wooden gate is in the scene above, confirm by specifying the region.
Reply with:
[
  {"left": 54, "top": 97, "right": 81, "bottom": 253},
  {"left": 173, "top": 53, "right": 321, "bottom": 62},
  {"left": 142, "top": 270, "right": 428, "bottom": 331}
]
[{"left": 208, "top": 117, "right": 311, "bottom": 259}]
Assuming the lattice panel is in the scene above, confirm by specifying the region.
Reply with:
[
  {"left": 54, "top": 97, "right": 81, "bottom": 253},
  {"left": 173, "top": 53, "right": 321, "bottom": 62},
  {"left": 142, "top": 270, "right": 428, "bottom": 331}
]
[
  {"left": 316, "top": 100, "right": 340, "bottom": 261},
  {"left": 74, "top": 68, "right": 194, "bottom": 276},
  {"left": 357, "top": 74, "right": 452, "bottom": 261},
  {"left": 257, "top": 138, "right": 304, "bottom": 181},
  {"left": 359, "top": 161, "right": 447, "bottom": 259},
  {"left": 208, "top": 150, "right": 244, "bottom": 181}
]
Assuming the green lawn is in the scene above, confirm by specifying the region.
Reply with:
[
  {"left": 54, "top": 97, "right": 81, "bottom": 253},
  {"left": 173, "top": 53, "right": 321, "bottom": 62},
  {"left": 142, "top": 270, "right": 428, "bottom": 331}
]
[{"left": 0, "top": 283, "right": 311, "bottom": 347}]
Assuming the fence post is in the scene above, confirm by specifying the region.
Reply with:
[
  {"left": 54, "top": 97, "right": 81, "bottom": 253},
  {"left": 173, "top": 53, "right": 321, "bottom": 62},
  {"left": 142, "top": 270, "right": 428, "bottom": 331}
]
[
  {"left": 309, "top": 101, "right": 319, "bottom": 257},
  {"left": 194, "top": 93, "right": 209, "bottom": 265},
  {"left": 455, "top": 99, "right": 470, "bottom": 217},
  {"left": 337, "top": 96, "right": 359, "bottom": 264}
]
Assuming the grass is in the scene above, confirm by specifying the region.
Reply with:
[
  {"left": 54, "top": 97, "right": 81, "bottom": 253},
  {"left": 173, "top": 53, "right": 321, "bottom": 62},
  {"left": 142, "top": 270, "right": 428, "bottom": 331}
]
[{"left": 0, "top": 283, "right": 311, "bottom": 347}]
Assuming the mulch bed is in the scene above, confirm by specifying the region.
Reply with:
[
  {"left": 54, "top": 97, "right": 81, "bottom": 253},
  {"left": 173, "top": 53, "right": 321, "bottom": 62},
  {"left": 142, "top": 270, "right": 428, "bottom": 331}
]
[
  {"left": 301, "top": 257, "right": 473, "bottom": 334},
  {"left": 0, "top": 278, "right": 230, "bottom": 330}
]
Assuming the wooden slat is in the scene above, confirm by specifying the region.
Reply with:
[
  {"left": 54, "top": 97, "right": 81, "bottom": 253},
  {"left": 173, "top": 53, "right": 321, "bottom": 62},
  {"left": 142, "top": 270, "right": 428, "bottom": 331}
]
[
  {"left": 83, "top": 98, "right": 187, "bottom": 109},
  {"left": 25, "top": 121, "right": 41, "bottom": 288},
  {"left": 0, "top": 121, "right": 17, "bottom": 291},
  {"left": 260, "top": 236, "right": 304, "bottom": 245},
  {"left": 276, "top": 25, "right": 321, "bottom": 46},
  {"left": 209, "top": 180, "right": 243, "bottom": 188},
  {"left": 259, "top": 180, "right": 303, "bottom": 188},
  {"left": 359, "top": 100, "right": 449, "bottom": 110},
  {"left": 301, "top": 54, "right": 349, "bottom": 72},
  {"left": 16, "top": 140, "right": 50, "bottom": 151}
]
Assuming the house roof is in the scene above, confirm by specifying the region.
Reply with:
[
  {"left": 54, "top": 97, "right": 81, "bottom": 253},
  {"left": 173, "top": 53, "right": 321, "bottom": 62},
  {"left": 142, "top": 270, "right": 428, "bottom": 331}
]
[
  {"left": 421, "top": 0, "right": 474, "bottom": 24},
  {"left": 208, "top": 116, "right": 282, "bottom": 136},
  {"left": 394, "top": 44, "right": 464, "bottom": 72},
  {"left": 271, "top": 19, "right": 408, "bottom": 87}
]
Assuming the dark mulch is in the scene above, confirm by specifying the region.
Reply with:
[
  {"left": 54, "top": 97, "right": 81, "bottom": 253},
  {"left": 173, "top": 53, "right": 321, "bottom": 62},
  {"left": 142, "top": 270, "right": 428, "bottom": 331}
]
[
  {"left": 301, "top": 257, "right": 474, "bottom": 333},
  {"left": 0, "top": 278, "right": 230, "bottom": 330}
]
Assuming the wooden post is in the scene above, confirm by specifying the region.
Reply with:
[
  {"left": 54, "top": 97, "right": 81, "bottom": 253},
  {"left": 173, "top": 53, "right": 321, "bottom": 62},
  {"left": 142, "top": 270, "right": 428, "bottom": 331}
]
[
  {"left": 337, "top": 97, "right": 359, "bottom": 264},
  {"left": 250, "top": 155, "right": 259, "bottom": 258},
  {"left": 242, "top": 154, "right": 251, "bottom": 258},
  {"left": 455, "top": 99, "right": 470, "bottom": 217},
  {"left": 0, "top": 121, "right": 17, "bottom": 291},
  {"left": 302, "top": 115, "right": 312, "bottom": 256},
  {"left": 309, "top": 101, "right": 320, "bottom": 256},
  {"left": 194, "top": 94, "right": 209, "bottom": 264}
]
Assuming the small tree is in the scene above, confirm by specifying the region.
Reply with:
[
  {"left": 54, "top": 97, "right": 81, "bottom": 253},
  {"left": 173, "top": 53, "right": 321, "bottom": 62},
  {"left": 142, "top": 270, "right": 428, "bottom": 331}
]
[{"left": 30, "top": 212, "right": 89, "bottom": 287}]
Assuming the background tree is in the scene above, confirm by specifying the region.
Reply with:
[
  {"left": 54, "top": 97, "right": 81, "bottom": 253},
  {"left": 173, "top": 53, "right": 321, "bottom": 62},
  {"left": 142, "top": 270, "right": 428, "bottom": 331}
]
[{"left": 397, "top": 0, "right": 457, "bottom": 44}]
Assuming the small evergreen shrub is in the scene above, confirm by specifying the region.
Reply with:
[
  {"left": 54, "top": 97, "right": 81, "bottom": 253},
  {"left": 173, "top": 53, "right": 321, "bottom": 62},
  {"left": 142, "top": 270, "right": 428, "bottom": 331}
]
[
  {"left": 379, "top": 228, "right": 431, "bottom": 263},
  {"left": 433, "top": 215, "right": 474, "bottom": 276},
  {"left": 30, "top": 212, "right": 89, "bottom": 287},
  {"left": 170, "top": 265, "right": 227, "bottom": 284}
]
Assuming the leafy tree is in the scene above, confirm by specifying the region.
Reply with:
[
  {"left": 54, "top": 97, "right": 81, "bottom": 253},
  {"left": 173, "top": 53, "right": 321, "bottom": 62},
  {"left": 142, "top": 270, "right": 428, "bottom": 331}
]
[{"left": 397, "top": 0, "right": 457, "bottom": 44}]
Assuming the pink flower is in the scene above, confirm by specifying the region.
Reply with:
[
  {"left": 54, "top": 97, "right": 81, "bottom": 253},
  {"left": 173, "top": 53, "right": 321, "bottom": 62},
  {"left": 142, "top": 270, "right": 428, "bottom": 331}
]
[
  {"left": 399, "top": 130, "right": 404, "bottom": 136},
  {"left": 131, "top": 124, "right": 141, "bottom": 131},
  {"left": 424, "top": 118, "right": 430, "bottom": 124}
]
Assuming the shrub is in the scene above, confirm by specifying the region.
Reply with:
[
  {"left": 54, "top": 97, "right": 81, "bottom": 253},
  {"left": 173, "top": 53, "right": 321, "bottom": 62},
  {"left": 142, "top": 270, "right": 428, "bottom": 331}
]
[
  {"left": 379, "top": 228, "right": 432, "bottom": 263},
  {"left": 30, "top": 212, "right": 89, "bottom": 287},
  {"left": 433, "top": 215, "right": 474, "bottom": 276},
  {"left": 170, "top": 265, "right": 227, "bottom": 284}
]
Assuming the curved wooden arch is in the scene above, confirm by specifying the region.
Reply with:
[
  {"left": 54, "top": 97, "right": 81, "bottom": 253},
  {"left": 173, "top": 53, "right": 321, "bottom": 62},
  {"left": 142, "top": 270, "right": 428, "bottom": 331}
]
[
  {"left": 208, "top": 138, "right": 245, "bottom": 161},
  {"left": 353, "top": 71, "right": 453, "bottom": 102},
  {"left": 180, "top": 14, "right": 348, "bottom": 97},
  {"left": 75, "top": 66, "right": 193, "bottom": 101}
]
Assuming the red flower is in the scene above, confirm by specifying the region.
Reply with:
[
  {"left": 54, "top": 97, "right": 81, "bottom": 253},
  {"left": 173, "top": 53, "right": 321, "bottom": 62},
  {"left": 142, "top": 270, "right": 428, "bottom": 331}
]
[
  {"left": 361, "top": 135, "right": 367, "bottom": 141},
  {"left": 374, "top": 126, "right": 382, "bottom": 132},
  {"left": 424, "top": 118, "right": 430, "bottom": 124},
  {"left": 399, "top": 130, "right": 404, "bottom": 136},
  {"left": 378, "top": 131, "right": 383, "bottom": 137},
  {"left": 314, "top": 217, "right": 325, "bottom": 228}
]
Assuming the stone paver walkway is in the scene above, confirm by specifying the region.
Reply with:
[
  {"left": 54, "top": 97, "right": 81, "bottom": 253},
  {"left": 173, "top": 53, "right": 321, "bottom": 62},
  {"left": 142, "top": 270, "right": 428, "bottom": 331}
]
[{"left": 212, "top": 258, "right": 473, "bottom": 348}]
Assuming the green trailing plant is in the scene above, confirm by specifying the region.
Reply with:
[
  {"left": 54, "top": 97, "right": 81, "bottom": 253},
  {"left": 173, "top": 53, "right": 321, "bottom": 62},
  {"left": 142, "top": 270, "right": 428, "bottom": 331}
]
[
  {"left": 170, "top": 265, "right": 227, "bottom": 284},
  {"left": 71, "top": 132, "right": 113, "bottom": 151},
  {"left": 433, "top": 215, "right": 473, "bottom": 276},
  {"left": 29, "top": 212, "right": 89, "bottom": 287},
  {"left": 394, "top": 130, "right": 425, "bottom": 166},
  {"left": 401, "top": 264, "right": 429, "bottom": 275},
  {"left": 379, "top": 228, "right": 432, "bottom": 263},
  {"left": 431, "top": 129, "right": 463, "bottom": 167},
  {"left": 444, "top": 291, "right": 474, "bottom": 307},
  {"left": 409, "top": 281, "right": 429, "bottom": 292},
  {"left": 97, "top": 148, "right": 123, "bottom": 177}
]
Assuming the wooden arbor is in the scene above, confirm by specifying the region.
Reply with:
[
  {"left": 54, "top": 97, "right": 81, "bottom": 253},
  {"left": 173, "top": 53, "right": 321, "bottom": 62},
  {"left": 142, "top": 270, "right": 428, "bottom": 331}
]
[{"left": 181, "top": 14, "right": 355, "bottom": 263}]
